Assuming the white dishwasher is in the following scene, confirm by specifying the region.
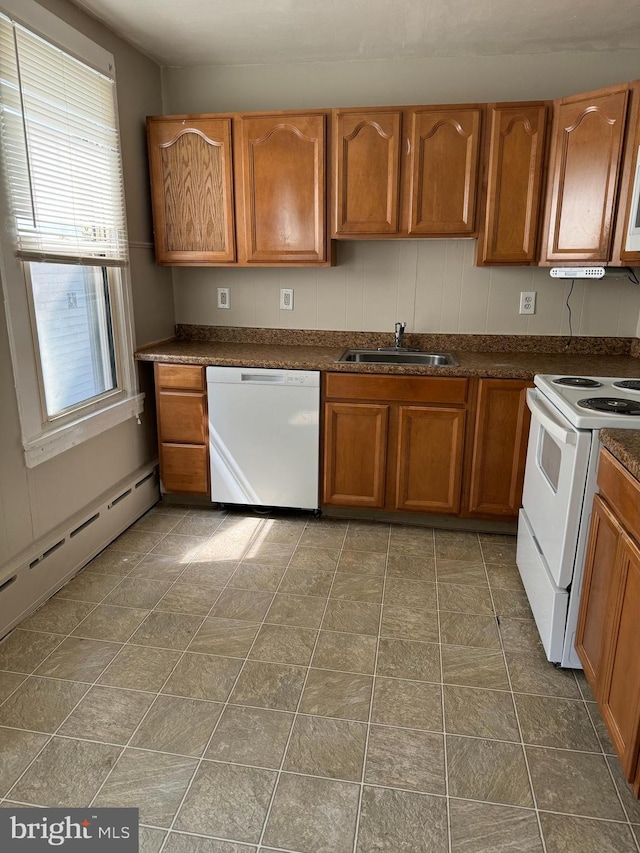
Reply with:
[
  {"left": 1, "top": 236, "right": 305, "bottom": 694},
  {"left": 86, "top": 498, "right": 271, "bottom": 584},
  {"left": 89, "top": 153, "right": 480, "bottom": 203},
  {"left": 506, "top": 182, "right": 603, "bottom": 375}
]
[{"left": 206, "top": 366, "right": 320, "bottom": 510}]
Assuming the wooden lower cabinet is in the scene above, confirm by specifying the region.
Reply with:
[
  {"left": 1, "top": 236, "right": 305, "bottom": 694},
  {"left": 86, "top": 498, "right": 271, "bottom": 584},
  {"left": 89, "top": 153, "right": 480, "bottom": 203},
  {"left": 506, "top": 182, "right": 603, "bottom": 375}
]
[
  {"left": 600, "top": 534, "right": 640, "bottom": 779},
  {"left": 576, "top": 450, "right": 640, "bottom": 788},
  {"left": 322, "top": 373, "right": 531, "bottom": 521},
  {"left": 396, "top": 405, "right": 465, "bottom": 513},
  {"left": 575, "top": 494, "right": 622, "bottom": 687},
  {"left": 464, "top": 378, "right": 532, "bottom": 518},
  {"left": 323, "top": 402, "right": 389, "bottom": 508},
  {"left": 155, "top": 363, "right": 209, "bottom": 495},
  {"left": 322, "top": 373, "right": 468, "bottom": 514}
]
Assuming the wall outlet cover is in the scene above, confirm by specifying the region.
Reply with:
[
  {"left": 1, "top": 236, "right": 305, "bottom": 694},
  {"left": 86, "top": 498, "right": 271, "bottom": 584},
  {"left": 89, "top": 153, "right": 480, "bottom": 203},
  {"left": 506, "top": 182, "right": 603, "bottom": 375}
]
[
  {"left": 519, "top": 291, "right": 536, "bottom": 315},
  {"left": 217, "top": 287, "right": 230, "bottom": 309},
  {"left": 280, "top": 288, "right": 294, "bottom": 310}
]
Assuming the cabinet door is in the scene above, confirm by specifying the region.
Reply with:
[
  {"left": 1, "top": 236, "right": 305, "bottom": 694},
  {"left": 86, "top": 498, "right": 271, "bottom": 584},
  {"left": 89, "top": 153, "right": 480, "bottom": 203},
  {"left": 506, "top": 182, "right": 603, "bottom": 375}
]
[
  {"left": 323, "top": 402, "right": 389, "bottom": 508},
  {"left": 600, "top": 533, "right": 640, "bottom": 780},
  {"left": 612, "top": 80, "right": 640, "bottom": 265},
  {"left": 395, "top": 405, "right": 465, "bottom": 513},
  {"left": 542, "top": 85, "right": 629, "bottom": 263},
  {"left": 160, "top": 444, "right": 209, "bottom": 495},
  {"left": 157, "top": 391, "right": 207, "bottom": 445},
  {"left": 477, "top": 103, "right": 549, "bottom": 265},
  {"left": 575, "top": 494, "right": 622, "bottom": 690},
  {"left": 406, "top": 106, "right": 482, "bottom": 235},
  {"left": 333, "top": 110, "right": 402, "bottom": 235},
  {"left": 238, "top": 113, "right": 327, "bottom": 263},
  {"left": 467, "top": 379, "right": 531, "bottom": 517},
  {"left": 147, "top": 117, "right": 235, "bottom": 264}
]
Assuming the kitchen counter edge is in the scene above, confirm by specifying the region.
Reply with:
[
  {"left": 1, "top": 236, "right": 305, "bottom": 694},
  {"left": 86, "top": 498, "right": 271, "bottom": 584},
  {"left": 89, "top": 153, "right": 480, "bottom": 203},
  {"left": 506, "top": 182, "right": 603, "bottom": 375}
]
[
  {"left": 601, "top": 430, "right": 640, "bottom": 482},
  {"left": 135, "top": 340, "right": 640, "bottom": 382}
]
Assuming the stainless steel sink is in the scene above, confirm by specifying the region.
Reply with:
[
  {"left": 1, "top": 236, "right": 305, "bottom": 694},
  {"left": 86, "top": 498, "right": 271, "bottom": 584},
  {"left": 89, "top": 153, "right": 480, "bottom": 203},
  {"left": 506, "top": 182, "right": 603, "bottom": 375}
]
[{"left": 337, "top": 348, "right": 459, "bottom": 366}]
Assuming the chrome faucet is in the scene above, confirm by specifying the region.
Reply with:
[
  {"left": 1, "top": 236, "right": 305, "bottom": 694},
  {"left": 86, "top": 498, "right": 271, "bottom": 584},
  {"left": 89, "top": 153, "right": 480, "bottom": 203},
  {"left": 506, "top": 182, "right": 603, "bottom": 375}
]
[{"left": 394, "top": 321, "right": 407, "bottom": 349}]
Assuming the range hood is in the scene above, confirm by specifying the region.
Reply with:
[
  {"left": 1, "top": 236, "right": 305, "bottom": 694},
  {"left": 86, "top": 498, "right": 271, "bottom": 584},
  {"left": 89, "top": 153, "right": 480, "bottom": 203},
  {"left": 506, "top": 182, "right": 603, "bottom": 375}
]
[{"left": 550, "top": 267, "right": 638, "bottom": 280}]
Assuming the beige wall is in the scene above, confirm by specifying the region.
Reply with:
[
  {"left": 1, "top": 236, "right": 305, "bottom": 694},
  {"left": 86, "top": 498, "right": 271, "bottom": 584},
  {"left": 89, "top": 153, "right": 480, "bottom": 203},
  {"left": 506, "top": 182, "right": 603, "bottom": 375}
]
[
  {"left": 164, "top": 50, "right": 640, "bottom": 337},
  {"left": 173, "top": 241, "right": 640, "bottom": 336},
  {"left": 0, "top": 0, "right": 174, "bottom": 569},
  {"left": 162, "top": 51, "right": 640, "bottom": 114}
]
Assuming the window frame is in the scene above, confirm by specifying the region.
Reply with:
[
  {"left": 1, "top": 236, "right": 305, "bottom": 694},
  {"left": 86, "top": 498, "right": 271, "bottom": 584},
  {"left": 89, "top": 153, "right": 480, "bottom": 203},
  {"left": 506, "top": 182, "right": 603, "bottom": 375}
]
[{"left": 0, "top": 0, "right": 143, "bottom": 468}]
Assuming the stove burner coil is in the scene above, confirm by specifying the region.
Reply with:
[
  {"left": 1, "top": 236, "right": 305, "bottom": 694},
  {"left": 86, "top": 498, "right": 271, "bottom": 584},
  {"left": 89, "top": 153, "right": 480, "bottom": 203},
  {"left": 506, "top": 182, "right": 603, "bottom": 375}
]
[
  {"left": 552, "top": 377, "right": 603, "bottom": 388},
  {"left": 612, "top": 380, "right": 640, "bottom": 391},
  {"left": 577, "top": 397, "right": 640, "bottom": 415}
]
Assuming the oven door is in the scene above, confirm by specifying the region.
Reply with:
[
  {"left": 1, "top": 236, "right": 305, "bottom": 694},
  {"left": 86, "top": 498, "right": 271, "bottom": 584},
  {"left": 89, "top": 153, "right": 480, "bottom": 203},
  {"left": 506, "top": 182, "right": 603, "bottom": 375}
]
[{"left": 521, "top": 388, "right": 593, "bottom": 588}]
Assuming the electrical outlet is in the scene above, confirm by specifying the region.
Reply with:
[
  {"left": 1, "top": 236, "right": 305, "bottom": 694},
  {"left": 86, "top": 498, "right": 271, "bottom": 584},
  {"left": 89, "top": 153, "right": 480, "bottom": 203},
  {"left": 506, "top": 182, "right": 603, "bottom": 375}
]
[
  {"left": 519, "top": 291, "right": 536, "bottom": 315},
  {"left": 280, "top": 288, "right": 294, "bottom": 310},
  {"left": 217, "top": 287, "right": 230, "bottom": 309}
]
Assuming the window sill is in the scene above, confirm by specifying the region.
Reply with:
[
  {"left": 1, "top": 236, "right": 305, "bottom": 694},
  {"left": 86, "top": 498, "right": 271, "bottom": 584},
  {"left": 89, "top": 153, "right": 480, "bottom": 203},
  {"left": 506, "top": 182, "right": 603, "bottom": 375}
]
[{"left": 23, "top": 393, "right": 145, "bottom": 468}]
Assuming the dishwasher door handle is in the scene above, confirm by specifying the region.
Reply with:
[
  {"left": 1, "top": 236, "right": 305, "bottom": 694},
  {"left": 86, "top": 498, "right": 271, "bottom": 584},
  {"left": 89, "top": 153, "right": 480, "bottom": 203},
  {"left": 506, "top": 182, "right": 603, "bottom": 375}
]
[{"left": 240, "top": 373, "right": 285, "bottom": 383}]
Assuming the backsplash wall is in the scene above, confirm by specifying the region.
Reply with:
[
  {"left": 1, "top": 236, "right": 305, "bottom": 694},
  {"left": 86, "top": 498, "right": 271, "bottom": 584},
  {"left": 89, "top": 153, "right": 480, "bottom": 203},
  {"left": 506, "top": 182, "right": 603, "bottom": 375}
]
[{"left": 173, "top": 240, "right": 640, "bottom": 337}]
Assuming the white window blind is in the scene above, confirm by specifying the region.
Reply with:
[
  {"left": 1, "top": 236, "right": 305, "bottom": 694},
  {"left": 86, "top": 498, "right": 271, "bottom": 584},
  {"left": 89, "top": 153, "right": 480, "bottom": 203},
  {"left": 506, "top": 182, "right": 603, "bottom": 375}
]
[{"left": 0, "top": 14, "right": 128, "bottom": 264}]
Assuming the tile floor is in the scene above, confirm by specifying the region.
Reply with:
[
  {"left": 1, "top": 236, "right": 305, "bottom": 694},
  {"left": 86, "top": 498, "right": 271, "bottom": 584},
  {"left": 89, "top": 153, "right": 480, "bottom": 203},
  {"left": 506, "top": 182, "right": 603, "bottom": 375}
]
[{"left": 1, "top": 504, "right": 640, "bottom": 852}]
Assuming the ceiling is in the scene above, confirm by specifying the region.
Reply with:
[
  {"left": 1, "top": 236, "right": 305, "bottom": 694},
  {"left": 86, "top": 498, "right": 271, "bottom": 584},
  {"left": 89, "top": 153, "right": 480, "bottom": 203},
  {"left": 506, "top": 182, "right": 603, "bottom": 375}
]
[{"left": 70, "top": 0, "right": 640, "bottom": 68}]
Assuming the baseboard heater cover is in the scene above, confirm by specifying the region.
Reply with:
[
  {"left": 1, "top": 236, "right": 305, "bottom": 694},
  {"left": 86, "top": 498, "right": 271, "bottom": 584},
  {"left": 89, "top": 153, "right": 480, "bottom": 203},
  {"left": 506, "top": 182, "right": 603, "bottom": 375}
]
[{"left": 0, "top": 464, "right": 159, "bottom": 639}]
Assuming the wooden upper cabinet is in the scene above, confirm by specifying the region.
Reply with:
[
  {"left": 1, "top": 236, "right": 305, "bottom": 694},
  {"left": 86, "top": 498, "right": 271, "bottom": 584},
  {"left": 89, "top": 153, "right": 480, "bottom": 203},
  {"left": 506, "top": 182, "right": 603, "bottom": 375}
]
[
  {"left": 476, "top": 103, "right": 549, "bottom": 265},
  {"left": 612, "top": 80, "right": 640, "bottom": 265},
  {"left": 147, "top": 116, "right": 236, "bottom": 264},
  {"left": 405, "top": 106, "right": 483, "bottom": 235},
  {"left": 237, "top": 112, "right": 328, "bottom": 263},
  {"left": 541, "top": 84, "right": 630, "bottom": 263},
  {"left": 332, "top": 109, "right": 402, "bottom": 235}
]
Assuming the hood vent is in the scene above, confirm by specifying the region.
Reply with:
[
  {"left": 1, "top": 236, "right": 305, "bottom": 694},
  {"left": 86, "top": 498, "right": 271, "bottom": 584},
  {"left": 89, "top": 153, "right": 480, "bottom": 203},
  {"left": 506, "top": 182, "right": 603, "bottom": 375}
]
[{"left": 550, "top": 267, "right": 637, "bottom": 280}]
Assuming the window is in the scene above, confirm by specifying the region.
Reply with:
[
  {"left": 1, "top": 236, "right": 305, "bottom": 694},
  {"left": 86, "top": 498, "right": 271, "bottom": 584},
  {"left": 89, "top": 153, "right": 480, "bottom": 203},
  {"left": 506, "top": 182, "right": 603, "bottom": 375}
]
[
  {"left": 28, "top": 264, "right": 117, "bottom": 417},
  {"left": 0, "top": 0, "right": 142, "bottom": 466}
]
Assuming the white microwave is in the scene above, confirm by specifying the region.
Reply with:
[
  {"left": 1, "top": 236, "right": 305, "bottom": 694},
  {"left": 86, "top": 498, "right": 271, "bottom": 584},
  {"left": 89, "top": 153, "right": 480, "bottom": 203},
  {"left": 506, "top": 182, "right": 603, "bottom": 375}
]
[{"left": 626, "top": 145, "right": 640, "bottom": 252}]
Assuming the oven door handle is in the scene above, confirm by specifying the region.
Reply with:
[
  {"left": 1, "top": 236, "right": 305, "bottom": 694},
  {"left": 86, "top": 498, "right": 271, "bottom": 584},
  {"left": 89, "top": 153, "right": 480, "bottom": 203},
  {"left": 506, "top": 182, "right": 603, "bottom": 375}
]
[{"left": 526, "top": 388, "right": 577, "bottom": 445}]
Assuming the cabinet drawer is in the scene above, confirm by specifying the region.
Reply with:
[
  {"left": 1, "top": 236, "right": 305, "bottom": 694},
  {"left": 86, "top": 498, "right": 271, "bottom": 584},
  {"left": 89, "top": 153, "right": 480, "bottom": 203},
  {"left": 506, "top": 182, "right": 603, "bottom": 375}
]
[
  {"left": 159, "top": 443, "right": 209, "bottom": 494},
  {"left": 158, "top": 391, "right": 207, "bottom": 444},
  {"left": 598, "top": 449, "right": 640, "bottom": 537},
  {"left": 156, "top": 363, "right": 205, "bottom": 391},
  {"left": 324, "top": 373, "right": 468, "bottom": 404}
]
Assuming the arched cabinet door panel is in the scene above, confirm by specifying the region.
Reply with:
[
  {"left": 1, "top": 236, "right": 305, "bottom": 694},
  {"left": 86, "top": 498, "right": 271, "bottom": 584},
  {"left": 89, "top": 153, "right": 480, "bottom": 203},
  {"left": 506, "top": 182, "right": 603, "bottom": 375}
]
[
  {"left": 147, "top": 117, "right": 236, "bottom": 264},
  {"left": 477, "top": 103, "right": 549, "bottom": 265},
  {"left": 238, "top": 113, "right": 328, "bottom": 263},
  {"left": 333, "top": 110, "right": 402, "bottom": 235},
  {"left": 406, "top": 106, "right": 482, "bottom": 235},
  {"left": 542, "top": 85, "right": 629, "bottom": 263}
]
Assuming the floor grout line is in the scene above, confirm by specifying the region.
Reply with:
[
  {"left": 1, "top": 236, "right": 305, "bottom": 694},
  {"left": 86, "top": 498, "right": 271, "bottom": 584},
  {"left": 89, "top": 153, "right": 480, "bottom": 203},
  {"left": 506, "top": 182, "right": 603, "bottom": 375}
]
[
  {"left": 349, "top": 523, "right": 392, "bottom": 853},
  {"left": 436, "top": 531, "right": 453, "bottom": 853}
]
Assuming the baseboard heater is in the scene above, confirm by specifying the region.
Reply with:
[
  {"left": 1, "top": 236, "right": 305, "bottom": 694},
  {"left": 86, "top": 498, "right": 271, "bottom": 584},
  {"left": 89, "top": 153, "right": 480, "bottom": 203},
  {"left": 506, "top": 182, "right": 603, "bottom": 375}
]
[{"left": 0, "top": 463, "right": 159, "bottom": 639}]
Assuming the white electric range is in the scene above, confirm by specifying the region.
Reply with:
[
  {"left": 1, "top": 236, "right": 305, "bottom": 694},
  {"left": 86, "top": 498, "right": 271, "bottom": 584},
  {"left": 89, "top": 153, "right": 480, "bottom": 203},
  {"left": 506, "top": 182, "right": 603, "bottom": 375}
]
[{"left": 517, "top": 374, "right": 640, "bottom": 667}]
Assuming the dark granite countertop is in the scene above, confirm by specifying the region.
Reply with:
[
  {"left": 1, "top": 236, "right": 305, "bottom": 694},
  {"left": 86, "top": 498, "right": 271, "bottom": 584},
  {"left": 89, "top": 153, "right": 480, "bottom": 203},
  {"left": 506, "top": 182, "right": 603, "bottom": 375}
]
[
  {"left": 601, "top": 430, "right": 640, "bottom": 481},
  {"left": 136, "top": 327, "right": 640, "bottom": 381}
]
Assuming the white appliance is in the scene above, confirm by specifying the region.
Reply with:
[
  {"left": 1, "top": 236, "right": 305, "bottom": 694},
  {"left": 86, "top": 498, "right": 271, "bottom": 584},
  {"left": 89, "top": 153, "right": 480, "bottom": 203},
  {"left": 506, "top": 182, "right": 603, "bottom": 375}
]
[
  {"left": 626, "top": 147, "right": 640, "bottom": 253},
  {"left": 206, "top": 366, "right": 320, "bottom": 510},
  {"left": 517, "top": 374, "right": 640, "bottom": 667}
]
